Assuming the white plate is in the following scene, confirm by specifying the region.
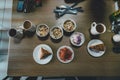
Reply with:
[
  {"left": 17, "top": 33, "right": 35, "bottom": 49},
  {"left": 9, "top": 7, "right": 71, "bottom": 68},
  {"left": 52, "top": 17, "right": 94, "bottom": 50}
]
[
  {"left": 87, "top": 39, "right": 106, "bottom": 57},
  {"left": 70, "top": 32, "right": 85, "bottom": 47},
  {"left": 57, "top": 46, "right": 74, "bottom": 63},
  {"left": 33, "top": 44, "right": 53, "bottom": 65}
]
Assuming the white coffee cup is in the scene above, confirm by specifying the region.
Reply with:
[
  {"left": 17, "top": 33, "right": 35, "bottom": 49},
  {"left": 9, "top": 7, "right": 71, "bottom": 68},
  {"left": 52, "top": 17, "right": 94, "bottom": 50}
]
[
  {"left": 90, "top": 22, "right": 106, "bottom": 35},
  {"left": 113, "top": 34, "right": 120, "bottom": 42},
  {"left": 22, "top": 20, "right": 36, "bottom": 33}
]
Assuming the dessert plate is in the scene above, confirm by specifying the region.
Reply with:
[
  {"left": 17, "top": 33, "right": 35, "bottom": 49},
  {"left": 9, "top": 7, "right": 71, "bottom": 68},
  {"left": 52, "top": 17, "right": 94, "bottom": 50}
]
[
  {"left": 87, "top": 39, "right": 106, "bottom": 57},
  {"left": 33, "top": 44, "right": 53, "bottom": 65},
  {"left": 70, "top": 32, "right": 85, "bottom": 47},
  {"left": 57, "top": 46, "right": 74, "bottom": 63}
]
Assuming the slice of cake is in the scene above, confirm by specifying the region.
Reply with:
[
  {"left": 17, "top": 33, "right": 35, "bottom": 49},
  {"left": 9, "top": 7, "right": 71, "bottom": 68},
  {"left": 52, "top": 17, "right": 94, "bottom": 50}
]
[
  {"left": 39, "top": 48, "right": 51, "bottom": 59},
  {"left": 89, "top": 44, "right": 105, "bottom": 52}
]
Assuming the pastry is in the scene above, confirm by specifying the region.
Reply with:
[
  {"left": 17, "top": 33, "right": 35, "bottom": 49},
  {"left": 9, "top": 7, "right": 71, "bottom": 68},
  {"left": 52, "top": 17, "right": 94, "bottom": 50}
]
[
  {"left": 39, "top": 48, "right": 51, "bottom": 59},
  {"left": 89, "top": 44, "right": 105, "bottom": 52},
  {"left": 59, "top": 47, "right": 72, "bottom": 61}
]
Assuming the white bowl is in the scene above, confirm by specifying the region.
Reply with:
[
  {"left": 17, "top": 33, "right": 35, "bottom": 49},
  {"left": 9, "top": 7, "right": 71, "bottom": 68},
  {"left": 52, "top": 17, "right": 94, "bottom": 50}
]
[
  {"left": 50, "top": 26, "right": 63, "bottom": 40},
  {"left": 57, "top": 46, "right": 74, "bottom": 63},
  {"left": 62, "top": 19, "right": 76, "bottom": 32},
  {"left": 36, "top": 24, "right": 49, "bottom": 37}
]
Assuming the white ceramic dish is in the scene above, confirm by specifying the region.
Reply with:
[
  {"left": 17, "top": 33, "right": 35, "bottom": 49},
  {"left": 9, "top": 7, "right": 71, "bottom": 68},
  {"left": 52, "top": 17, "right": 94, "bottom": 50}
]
[
  {"left": 70, "top": 32, "right": 85, "bottom": 47},
  {"left": 50, "top": 26, "right": 63, "bottom": 40},
  {"left": 87, "top": 39, "right": 106, "bottom": 57},
  {"left": 36, "top": 24, "right": 49, "bottom": 37},
  {"left": 33, "top": 44, "right": 53, "bottom": 65},
  {"left": 57, "top": 46, "right": 74, "bottom": 63},
  {"left": 62, "top": 19, "right": 76, "bottom": 32}
]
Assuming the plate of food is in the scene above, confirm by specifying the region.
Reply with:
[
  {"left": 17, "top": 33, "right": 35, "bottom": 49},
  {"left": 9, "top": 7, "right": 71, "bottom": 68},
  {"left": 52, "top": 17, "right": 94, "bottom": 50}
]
[
  {"left": 57, "top": 46, "right": 74, "bottom": 63},
  {"left": 87, "top": 39, "right": 106, "bottom": 57},
  {"left": 70, "top": 32, "right": 85, "bottom": 47},
  {"left": 33, "top": 44, "right": 53, "bottom": 65}
]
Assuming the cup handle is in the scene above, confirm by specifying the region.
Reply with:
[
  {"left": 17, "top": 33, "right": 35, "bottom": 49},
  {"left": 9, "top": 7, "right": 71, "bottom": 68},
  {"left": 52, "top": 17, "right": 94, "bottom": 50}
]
[{"left": 91, "top": 22, "right": 97, "bottom": 27}]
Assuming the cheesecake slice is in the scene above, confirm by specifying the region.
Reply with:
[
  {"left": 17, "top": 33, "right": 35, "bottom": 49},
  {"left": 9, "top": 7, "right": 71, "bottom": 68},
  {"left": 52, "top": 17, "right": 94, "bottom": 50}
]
[
  {"left": 89, "top": 44, "right": 105, "bottom": 52},
  {"left": 39, "top": 48, "right": 51, "bottom": 59}
]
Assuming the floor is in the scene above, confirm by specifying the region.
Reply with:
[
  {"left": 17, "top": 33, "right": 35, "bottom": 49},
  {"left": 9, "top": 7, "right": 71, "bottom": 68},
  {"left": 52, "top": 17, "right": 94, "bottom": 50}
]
[{"left": 0, "top": 0, "right": 12, "bottom": 80}]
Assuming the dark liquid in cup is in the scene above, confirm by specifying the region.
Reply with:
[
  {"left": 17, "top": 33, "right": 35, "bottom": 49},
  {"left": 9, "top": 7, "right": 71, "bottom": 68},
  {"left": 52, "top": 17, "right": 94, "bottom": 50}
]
[
  {"left": 9, "top": 29, "right": 16, "bottom": 37},
  {"left": 96, "top": 24, "right": 104, "bottom": 33},
  {"left": 24, "top": 21, "right": 31, "bottom": 29}
]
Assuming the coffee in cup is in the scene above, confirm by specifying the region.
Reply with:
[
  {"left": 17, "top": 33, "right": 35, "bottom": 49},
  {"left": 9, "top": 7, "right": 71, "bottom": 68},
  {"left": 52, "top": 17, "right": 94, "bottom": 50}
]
[{"left": 22, "top": 20, "right": 36, "bottom": 37}]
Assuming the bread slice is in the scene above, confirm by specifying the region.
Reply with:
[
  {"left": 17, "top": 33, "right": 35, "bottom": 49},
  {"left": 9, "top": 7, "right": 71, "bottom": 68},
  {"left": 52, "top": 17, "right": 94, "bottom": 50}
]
[
  {"left": 39, "top": 48, "right": 51, "bottom": 59},
  {"left": 89, "top": 44, "right": 105, "bottom": 52}
]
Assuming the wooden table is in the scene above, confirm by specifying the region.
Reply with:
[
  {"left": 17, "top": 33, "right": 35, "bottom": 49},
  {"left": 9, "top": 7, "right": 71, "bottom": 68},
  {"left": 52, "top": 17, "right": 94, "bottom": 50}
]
[{"left": 8, "top": 0, "right": 120, "bottom": 76}]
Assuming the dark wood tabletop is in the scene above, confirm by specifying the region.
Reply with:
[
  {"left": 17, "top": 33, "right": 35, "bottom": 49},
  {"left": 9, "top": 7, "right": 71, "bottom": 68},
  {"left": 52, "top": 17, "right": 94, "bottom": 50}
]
[{"left": 8, "top": 0, "right": 120, "bottom": 76}]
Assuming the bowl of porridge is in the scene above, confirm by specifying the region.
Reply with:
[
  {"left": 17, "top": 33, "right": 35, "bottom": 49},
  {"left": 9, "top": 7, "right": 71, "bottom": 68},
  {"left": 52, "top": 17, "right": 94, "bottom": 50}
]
[
  {"left": 63, "top": 19, "right": 76, "bottom": 33},
  {"left": 36, "top": 24, "right": 49, "bottom": 37},
  {"left": 50, "top": 26, "right": 63, "bottom": 40}
]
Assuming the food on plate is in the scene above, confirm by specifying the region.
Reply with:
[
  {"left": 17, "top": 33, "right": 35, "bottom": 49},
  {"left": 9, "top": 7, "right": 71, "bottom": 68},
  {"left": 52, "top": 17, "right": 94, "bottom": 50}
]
[
  {"left": 70, "top": 32, "right": 85, "bottom": 47},
  {"left": 89, "top": 44, "right": 105, "bottom": 52},
  {"left": 37, "top": 25, "right": 49, "bottom": 37},
  {"left": 51, "top": 27, "right": 62, "bottom": 39},
  {"left": 63, "top": 20, "right": 75, "bottom": 32},
  {"left": 59, "top": 47, "right": 72, "bottom": 61},
  {"left": 72, "top": 33, "right": 81, "bottom": 45},
  {"left": 39, "top": 48, "right": 51, "bottom": 59}
]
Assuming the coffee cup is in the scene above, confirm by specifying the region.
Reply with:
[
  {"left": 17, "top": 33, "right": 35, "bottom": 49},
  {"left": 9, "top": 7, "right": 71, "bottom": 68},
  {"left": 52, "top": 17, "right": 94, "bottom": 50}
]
[
  {"left": 22, "top": 20, "right": 36, "bottom": 37},
  {"left": 9, "top": 28, "right": 23, "bottom": 40},
  {"left": 90, "top": 22, "right": 106, "bottom": 35}
]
